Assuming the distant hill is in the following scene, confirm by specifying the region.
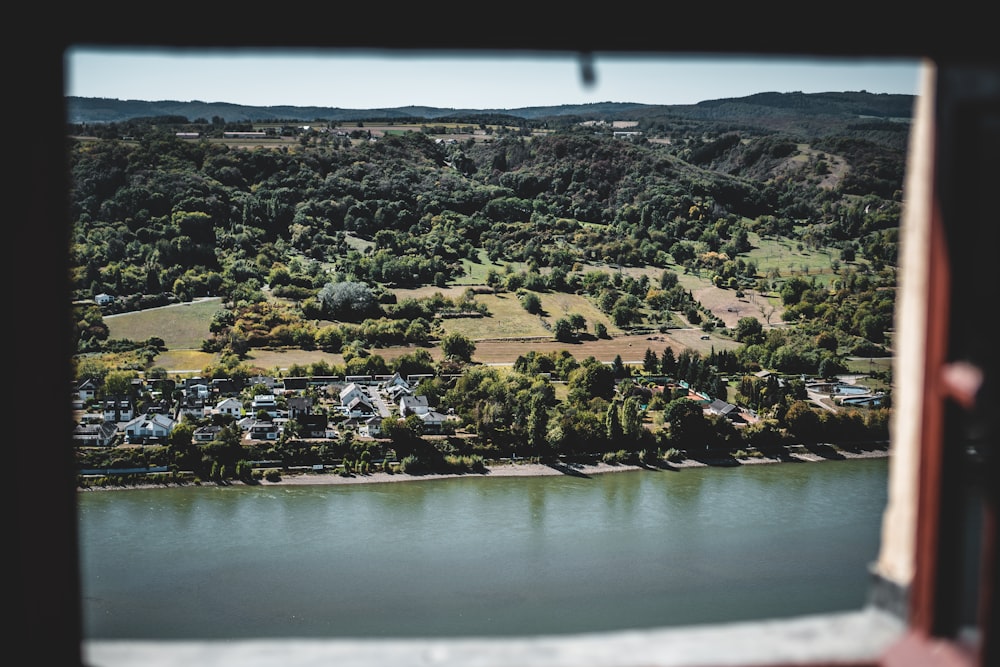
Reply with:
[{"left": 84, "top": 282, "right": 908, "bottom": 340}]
[
  {"left": 65, "top": 97, "right": 649, "bottom": 124},
  {"left": 65, "top": 92, "right": 914, "bottom": 126}
]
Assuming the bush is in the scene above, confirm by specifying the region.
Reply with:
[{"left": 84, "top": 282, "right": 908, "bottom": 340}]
[
  {"left": 601, "top": 449, "right": 630, "bottom": 464},
  {"left": 264, "top": 469, "right": 282, "bottom": 482},
  {"left": 444, "top": 454, "right": 486, "bottom": 473},
  {"left": 398, "top": 454, "right": 426, "bottom": 474}
]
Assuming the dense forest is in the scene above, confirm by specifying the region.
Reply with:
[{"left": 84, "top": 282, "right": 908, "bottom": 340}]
[{"left": 69, "top": 92, "right": 907, "bottom": 480}]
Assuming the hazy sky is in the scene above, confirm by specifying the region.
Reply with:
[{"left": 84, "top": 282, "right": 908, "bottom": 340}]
[{"left": 66, "top": 47, "right": 924, "bottom": 110}]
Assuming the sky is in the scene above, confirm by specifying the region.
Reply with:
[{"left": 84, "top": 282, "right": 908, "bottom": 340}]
[{"left": 66, "top": 47, "right": 925, "bottom": 110}]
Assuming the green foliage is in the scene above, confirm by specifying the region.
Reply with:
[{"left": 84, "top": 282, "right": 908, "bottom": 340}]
[{"left": 441, "top": 331, "right": 476, "bottom": 362}]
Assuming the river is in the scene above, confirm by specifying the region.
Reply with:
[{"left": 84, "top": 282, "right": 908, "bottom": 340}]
[{"left": 78, "top": 457, "right": 888, "bottom": 640}]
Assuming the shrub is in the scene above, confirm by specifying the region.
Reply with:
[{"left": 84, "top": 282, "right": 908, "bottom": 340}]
[
  {"left": 398, "top": 454, "right": 425, "bottom": 474},
  {"left": 663, "top": 448, "right": 683, "bottom": 462}
]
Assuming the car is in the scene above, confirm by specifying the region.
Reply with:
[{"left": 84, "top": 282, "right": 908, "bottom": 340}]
[{"left": 700, "top": 335, "right": 710, "bottom": 340}]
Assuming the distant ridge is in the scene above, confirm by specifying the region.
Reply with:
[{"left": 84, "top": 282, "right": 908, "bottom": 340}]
[
  {"left": 65, "top": 92, "right": 913, "bottom": 125},
  {"left": 65, "top": 97, "right": 650, "bottom": 124}
]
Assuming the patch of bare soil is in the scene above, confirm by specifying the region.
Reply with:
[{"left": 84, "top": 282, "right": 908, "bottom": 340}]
[
  {"left": 689, "top": 285, "right": 785, "bottom": 329},
  {"left": 470, "top": 331, "right": 741, "bottom": 365}
]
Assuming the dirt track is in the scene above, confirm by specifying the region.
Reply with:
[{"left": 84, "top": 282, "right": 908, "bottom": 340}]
[{"left": 226, "top": 329, "right": 742, "bottom": 374}]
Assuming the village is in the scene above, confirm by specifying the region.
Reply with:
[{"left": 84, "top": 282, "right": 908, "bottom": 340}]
[{"left": 70, "top": 371, "right": 463, "bottom": 449}]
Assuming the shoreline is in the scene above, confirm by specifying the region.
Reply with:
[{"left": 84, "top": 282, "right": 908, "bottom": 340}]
[{"left": 78, "top": 445, "right": 890, "bottom": 491}]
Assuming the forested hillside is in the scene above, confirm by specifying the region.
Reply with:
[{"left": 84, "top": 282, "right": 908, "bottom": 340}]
[{"left": 70, "top": 90, "right": 905, "bottom": 359}]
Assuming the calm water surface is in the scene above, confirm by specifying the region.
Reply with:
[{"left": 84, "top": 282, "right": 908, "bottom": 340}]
[{"left": 78, "top": 458, "right": 888, "bottom": 639}]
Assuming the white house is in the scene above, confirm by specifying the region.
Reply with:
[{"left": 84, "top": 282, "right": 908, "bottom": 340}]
[
  {"left": 74, "top": 378, "right": 99, "bottom": 403},
  {"left": 214, "top": 397, "right": 244, "bottom": 418},
  {"left": 123, "top": 413, "right": 177, "bottom": 444},
  {"left": 251, "top": 394, "right": 279, "bottom": 418},
  {"left": 358, "top": 415, "right": 382, "bottom": 438},
  {"left": 380, "top": 372, "right": 410, "bottom": 392},
  {"left": 339, "top": 382, "right": 366, "bottom": 406},
  {"left": 400, "top": 395, "right": 430, "bottom": 417}
]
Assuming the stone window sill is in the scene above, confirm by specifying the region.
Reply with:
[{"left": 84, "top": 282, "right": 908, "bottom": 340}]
[{"left": 83, "top": 607, "right": 905, "bottom": 667}]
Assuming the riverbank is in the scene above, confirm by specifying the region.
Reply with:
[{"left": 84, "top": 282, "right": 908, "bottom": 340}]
[
  {"left": 78, "top": 444, "right": 889, "bottom": 491},
  {"left": 271, "top": 444, "right": 890, "bottom": 487}
]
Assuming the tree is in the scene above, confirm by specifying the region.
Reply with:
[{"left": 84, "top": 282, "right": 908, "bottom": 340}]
[
  {"left": 441, "top": 332, "right": 476, "bottom": 362},
  {"left": 318, "top": 280, "right": 378, "bottom": 320},
  {"left": 643, "top": 348, "right": 659, "bottom": 374},
  {"left": 169, "top": 423, "right": 194, "bottom": 449},
  {"left": 611, "top": 354, "right": 628, "bottom": 379},
  {"left": 735, "top": 316, "right": 764, "bottom": 344},
  {"left": 521, "top": 291, "right": 542, "bottom": 314},
  {"left": 393, "top": 349, "right": 435, "bottom": 377},
  {"left": 526, "top": 396, "right": 550, "bottom": 453},
  {"left": 818, "top": 356, "right": 847, "bottom": 379},
  {"left": 784, "top": 400, "right": 822, "bottom": 442},
  {"left": 553, "top": 317, "right": 574, "bottom": 342},
  {"left": 567, "top": 357, "right": 616, "bottom": 402},
  {"left": 620, "top": 396, "right": 644, "bottom": 441},
  {"left": 663, "top": 398, "right": 708, "bottom": 449},
  {"left": 605, "top": 402, "right": 623, "bottom": 442},
  {"left": 660, "top": 347, "right": 677, "bottom": 376},
  {"left": 102, "top": 370, "right": 136, "bottom": 400}
]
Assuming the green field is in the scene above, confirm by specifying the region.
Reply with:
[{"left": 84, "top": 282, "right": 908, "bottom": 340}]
[
  {"left": 104, "top": 298, "right": 223, "bottom": 349},
  {"left": 748, "top": 233, "right": 842, "bottom": 286}
]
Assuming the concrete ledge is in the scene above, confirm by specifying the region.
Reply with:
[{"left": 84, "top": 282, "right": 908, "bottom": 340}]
[{"left": 83, "top": 607, "right": 905, "bottom": 667}]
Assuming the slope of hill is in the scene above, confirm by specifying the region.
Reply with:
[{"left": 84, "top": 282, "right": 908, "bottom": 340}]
[
  {"left": 65, "top": 92, "right": 913, "bottom": 129},
  {"left": 65, "top": 97, "right": 650, "bottom": 124},
  {"left": 69, "top": 88, "right": 903, "bottom": 386}
]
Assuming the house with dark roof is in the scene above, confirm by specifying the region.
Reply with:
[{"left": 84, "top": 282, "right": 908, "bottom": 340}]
[
  {"left": 282, "top": 377, "right": 309, "bottom": 393},
  {"left": 707, "top": 398, "right": 741, "bottom": 422},
  {"left": 287, "top": 395, "right": 313, "bottom": 419},
  {"left": 102, "top": 399, "right": 134, "bottom": 424},
  {"left": 73, "top": 420, "right": 118, "bottom": 447},
  {"left": 176, "top": 394, "right": 208, "bottom": 421},
  {"left": 246, "top": 420, "right": 280, "bottom": 442},
  {"left": 418, "top": 410, "right": 449, "bottom": 434},
  {"left": 296, "top": 413, "right": 331, "bottom": 439},
  {"left": 343, "top": 396, "right": 376, "bottom": 419},
  {"left": 193, "top": 424, "right": 223, "bottom": 443}
]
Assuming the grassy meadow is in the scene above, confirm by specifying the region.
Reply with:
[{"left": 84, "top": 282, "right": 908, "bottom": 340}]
[
  {"left": 104, "top": 298, "right": 223, "bottom": 349},
  {"left": 95, "top": 244, "right": 850, "bottom": 376}
]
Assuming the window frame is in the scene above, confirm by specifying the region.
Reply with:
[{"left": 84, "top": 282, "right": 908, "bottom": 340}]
[{"left": 15, "top": 16, "right": 997, "bottom": 667}]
